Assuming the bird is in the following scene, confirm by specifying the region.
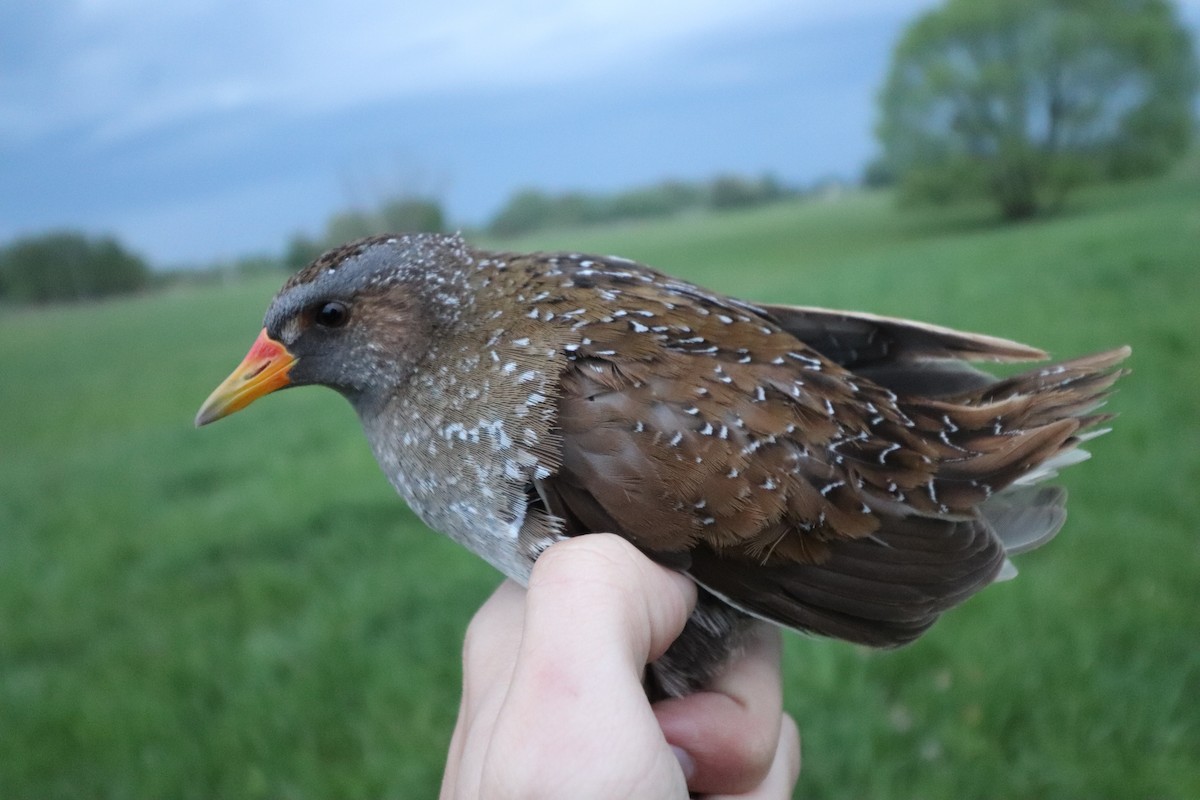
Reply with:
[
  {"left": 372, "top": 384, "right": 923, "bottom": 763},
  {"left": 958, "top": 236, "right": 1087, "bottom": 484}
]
[{"left": 196, "top": 233, "right": 1129, "bottom": 697}]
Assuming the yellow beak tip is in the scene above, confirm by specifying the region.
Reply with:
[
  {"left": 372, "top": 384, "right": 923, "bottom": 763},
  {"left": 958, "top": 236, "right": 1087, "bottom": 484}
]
[
  {"left": 195, "top": 329, "right": 296, "bottom": 428},
  {"left": 194, "top": 405, "right": 219, "bottom": 428}
]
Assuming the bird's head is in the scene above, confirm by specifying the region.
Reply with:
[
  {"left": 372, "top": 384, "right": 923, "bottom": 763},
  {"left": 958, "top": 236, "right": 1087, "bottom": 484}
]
[{"left": 195, "top": 233, "right": 472, "bottom": 426}]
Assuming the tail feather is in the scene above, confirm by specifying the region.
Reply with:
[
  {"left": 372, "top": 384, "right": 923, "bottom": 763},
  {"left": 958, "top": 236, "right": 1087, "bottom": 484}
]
[
  {"left": 981, "top": 484, "right": 1068, "bottom": 555},
  {"left": 723, "top": 344, "right": 1132, "bottom": 647},
  {"left": 901, "top": 347, "right": 1130, "bottom": 514}
]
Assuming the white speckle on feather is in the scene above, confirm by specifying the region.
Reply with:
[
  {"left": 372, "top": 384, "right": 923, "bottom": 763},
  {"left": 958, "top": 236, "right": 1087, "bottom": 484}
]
[{"left": 820, "top": 480, "right": 844, "bottom": 497}]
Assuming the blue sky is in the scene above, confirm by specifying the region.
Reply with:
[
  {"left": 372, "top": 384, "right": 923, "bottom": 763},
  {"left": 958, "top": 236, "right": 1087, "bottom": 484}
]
[{"left": 2, "top": 0, "right": 1197, "bottom": 266}]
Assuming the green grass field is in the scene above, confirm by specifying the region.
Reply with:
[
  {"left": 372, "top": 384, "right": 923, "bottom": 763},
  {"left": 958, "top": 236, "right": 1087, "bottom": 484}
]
[{"left": 2, "top": 165, "right": 1198, "bottom": 799}]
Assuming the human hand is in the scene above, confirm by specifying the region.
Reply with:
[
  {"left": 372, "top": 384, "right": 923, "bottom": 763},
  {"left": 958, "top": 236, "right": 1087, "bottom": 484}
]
[{"left": 440, "top": 533, "right": 801, "bottom": 799}]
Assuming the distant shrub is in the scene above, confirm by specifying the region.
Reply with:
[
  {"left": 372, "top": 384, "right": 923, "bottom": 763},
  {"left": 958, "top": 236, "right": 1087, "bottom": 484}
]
[
  {"left": 0, "top": 231, "right": 151, "bottom": 305},
  {"left": 861, "top": 158, "right": 896, "bottom": 189},
  {"left": 285, "top": 196, "right": 446, "bottom": 269},
  {"left": 487, "top": 190, "right": 559, "bottom": 238},
  {"left": 487, "top": 173, "right": 796, "bottom": 238},
  {"left": 379, "top": 198, "right": 445, "bottom": 236},
  {"left": 709, "top": 174, "right": 786, "bottom": 209}
]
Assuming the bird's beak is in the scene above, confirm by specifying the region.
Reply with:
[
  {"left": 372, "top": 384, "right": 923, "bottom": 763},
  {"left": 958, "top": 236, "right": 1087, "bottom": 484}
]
[{"left": 195, "top": 329, "right": 296, "bottom": 427}]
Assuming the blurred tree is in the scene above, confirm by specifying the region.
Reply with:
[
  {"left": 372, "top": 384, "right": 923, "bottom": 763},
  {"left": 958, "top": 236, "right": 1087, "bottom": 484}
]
[
  {"left": 554, "top": 192, "right": 606, "bottom": 227},
  {"left": 609, "top": 181, "right": 705, "bottom": 219},
  {"left": 284, "top": 195, "right": 446, "bottom": 269},
  {"left": 487, "top": 175, "right": 795, "bottom": 238},
  {"left": 0, "top": 231, "right": 150, "bottom": 304},
  {"left": 710, "top": 175, "right": 759, "bottom": 209},
  {"left": 284, "top": 234, "right": 323, "bottom": 271},
  {"left": 861, "top": 157, "right": 897, "bottom": 188},
  {"left": 877, "top": 0, "right": 1198, "bottom": 219},
  {"left": 378, "top": 198, "right": 445, "bottom": 234},
  {"left": 710, "top": 174, "right": 787, "bottom": 209},
  {"left": 325, "top": 209, "right": 378, "bottom": 245},
  {"left": 488, "top": 189, "right": 557, "bottom": 237}
]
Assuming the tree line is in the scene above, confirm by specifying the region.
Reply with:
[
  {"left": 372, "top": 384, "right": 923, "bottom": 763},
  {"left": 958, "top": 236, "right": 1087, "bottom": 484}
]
[
  {"left": 279, "top": 172, "right": 797, "bottom": 270},
  {"left": 0, "top": 232, "right": 151, "bottom": 305},
  {"left": 486, "top": 173, "right": 796, "bottom": 238}
]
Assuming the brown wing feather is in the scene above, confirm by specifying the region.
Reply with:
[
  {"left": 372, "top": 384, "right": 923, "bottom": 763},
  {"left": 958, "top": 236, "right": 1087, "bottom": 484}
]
[
  {"left": 535, "top": 256, "right": 1128, "bottom": 646},
  {"left": 759, "top": 303, "right": 1051, "bottom": 399},
  {"left": 687, "top": 515, "right": 1006, "bottom": 647},
  {"left": 758, "top": 303, "right": 1048, "bottom": 364}
]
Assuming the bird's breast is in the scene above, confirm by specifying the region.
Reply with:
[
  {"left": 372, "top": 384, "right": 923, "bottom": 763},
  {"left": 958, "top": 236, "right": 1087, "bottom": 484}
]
[{"left": 355, "top": 361, "right": 563, "bottom": 585}]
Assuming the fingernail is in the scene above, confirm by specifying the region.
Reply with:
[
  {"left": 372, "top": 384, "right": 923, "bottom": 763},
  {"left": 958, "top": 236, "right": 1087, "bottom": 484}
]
[{"left": 671, "top": 745, "right": 696, "bottom": 780}]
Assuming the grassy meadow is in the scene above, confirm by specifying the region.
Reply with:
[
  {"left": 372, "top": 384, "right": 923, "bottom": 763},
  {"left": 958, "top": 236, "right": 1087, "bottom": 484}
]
[{"left": 2, "top": 165, "right": 1198, "bottom": 798}]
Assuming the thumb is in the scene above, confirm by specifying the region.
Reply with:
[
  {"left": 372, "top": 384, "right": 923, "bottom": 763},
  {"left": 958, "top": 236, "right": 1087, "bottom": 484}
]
[
  {"left": 523, "top": 534, "right": 698, "bottom": 675},
  {"left": 479, "top": 534, "right": 698, "bottom": 798}
]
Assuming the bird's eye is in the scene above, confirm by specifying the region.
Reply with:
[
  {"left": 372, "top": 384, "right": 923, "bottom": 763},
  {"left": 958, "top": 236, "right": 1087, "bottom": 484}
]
[{"left": 314, "top": 301, "right": 350, "bottom": 329}]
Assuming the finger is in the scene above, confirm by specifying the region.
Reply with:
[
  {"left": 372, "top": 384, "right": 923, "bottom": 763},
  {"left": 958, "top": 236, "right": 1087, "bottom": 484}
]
[
  {"left": 524, "top": 534, "right": 698, "bottom": 669},
  {"left": 442, "top": 580, "right": 527, "bottom": 800},
  {"left": 706, "top": 714, "right": 801, "bottom": 800},
  {"left": 481, "top": 535, "right": 698, "bottom": 797},
  {"left": 459, "top": 580, "right": 527, "bottom": 705},
  {"left": 439, "top": 693, "right": 470, "bottom": 800},
  {"left": 654, "top": 623, "right": 784, "bottom": 795}
]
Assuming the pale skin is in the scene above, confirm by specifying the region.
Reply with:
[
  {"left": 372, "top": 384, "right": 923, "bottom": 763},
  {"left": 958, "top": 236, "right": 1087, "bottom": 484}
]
[{"left": 441, "top": 534, "right": 802, "bottom": 799}]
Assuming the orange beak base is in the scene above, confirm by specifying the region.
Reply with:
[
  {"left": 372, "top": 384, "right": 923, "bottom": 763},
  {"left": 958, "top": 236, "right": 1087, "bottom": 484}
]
[{"left": 195, "top": 329, "right": 296, "bottom": 427}]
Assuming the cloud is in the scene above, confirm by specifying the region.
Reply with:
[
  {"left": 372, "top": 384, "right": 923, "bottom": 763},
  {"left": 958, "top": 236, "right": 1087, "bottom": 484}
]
[
  {"left": 6, "top": 0, "right": 1195, "bottom": 148},
  {"left": 3, "top": 0, "right": 937, "bottom": 146}
]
